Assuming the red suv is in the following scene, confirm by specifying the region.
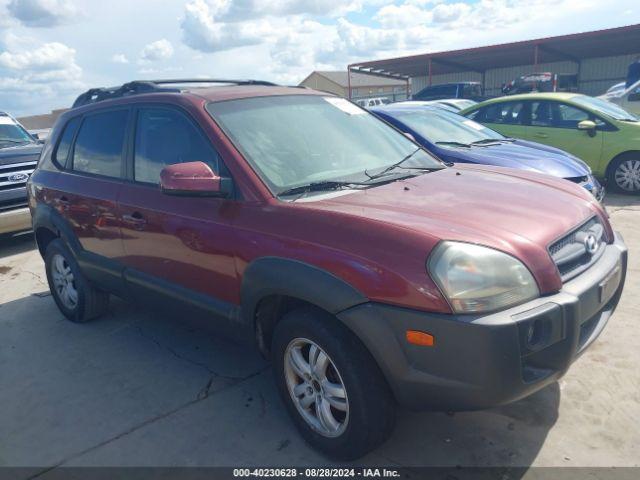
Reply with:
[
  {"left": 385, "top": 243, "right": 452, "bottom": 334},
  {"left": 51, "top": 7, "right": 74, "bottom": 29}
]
[{"left": 28, "top": 80, "right": 628, "bottom": 459}]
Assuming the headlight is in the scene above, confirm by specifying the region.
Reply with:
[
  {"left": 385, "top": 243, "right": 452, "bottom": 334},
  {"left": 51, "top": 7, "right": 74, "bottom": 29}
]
[{"left": 428, "top": 242, "right": 539, "bottom": 314}]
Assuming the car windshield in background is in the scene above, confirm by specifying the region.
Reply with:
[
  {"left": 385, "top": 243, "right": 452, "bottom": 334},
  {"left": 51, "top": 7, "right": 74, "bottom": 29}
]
[
  {"left": 394, "top": 108, "right": 505, "bottom": 146},
  {"left": 207, "top": 95, "right": 443, "bottom": 195},
  {"left": 572, "top": 95, "right": 639, "bottom": 122},
  {"left": 0, "top": 117, "right": 33, "bottom": 148}
]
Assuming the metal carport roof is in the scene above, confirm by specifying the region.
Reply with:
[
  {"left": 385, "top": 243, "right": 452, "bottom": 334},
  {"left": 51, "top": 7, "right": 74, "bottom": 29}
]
[{"left": 349, "top": 24, "right": 640, "bottom": 78}]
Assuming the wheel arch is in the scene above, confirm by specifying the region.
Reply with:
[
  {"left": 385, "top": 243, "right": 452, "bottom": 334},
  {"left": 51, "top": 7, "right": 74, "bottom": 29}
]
[
  {"left": 240, "top": 257, "right": 368, "bottom": 355},
  {"left": 605, "top": 150, "right": 640, "bottom": 180},
  {"left": 31, "top": 203, "right": 82, "bottom": 258}
]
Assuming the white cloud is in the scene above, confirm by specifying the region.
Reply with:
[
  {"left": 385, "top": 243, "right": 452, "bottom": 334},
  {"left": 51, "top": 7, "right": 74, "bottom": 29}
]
[
  {"left": 111, "top": 53, "right": 129, "bottom": 64},
  {"left": 194, "top": 0, "right": 364, "bottom": 22},
  {"left": 0, "top": 35, "right": 83, "bottom": 115},
  {"left": 181, "top": 0, "right": 265, "bottom": 53},
  {"left": 140, "top": 39, "right": 174, "bottom": 62},
  {"left": 7, "top": 0, "right": 79, "bottom": 28}
]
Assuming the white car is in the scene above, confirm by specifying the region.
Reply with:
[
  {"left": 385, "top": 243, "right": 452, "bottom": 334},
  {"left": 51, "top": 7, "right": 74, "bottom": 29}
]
[
  {"left": 354, "top": 97, "right": 390, "bottom": 108},
  {"left": 599, "top": 80, "right": 640, "bottom": 115},
  {"left": 391, "top": 99, "right": 477, "bottom": 113}
]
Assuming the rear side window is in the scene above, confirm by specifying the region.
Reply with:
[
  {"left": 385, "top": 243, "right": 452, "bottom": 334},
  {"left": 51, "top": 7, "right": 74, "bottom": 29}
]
[
  {"left": 53, "top": 117, "right": 81, "bottom": 167},
  {"left": 133, "top": 107, "right": 219, "bottom": 184},
  {"left": 477, "top": 102, "right": 525, "bottom": 125},
  {"left": 72, "top": 110, "right": 128, "bottom": 177}
]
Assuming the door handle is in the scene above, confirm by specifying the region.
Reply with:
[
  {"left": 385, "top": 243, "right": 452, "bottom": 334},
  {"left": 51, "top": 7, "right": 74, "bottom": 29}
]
[
  {"left": 534, "top": 132, "right": 549, "bottom": 138},
  {"left": 122, "top": 212, "right": 147, "bottom": 230}
]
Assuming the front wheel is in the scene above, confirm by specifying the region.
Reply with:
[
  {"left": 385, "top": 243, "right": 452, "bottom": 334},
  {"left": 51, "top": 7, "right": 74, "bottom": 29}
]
[
  {"left": 272, "top": 307, "right": 395, "bottom": 460},
  {"left": 608, "top": 156, "right": 640, "bottom": 194}
]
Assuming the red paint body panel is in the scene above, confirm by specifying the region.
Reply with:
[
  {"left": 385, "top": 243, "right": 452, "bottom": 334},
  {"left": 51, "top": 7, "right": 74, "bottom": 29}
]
[{"left": 30, "top": 86, "right": 613, "bottom": 315}]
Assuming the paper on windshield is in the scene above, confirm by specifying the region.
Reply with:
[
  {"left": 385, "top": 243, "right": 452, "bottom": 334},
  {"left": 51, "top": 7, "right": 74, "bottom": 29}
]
[
  {"left": 463, "top": 120, "right": 485, "bottom": 131},
  {"left": 0, "top": 117, "right": 16, "bottom": 125},
  {"left": 323, "top": 97, "right": 366, "bottom": 115}
]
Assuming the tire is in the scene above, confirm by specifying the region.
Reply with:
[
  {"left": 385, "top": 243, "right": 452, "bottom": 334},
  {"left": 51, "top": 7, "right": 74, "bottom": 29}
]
[
  {"left": 607, "top": 154, "right": 640, "bottom": 194},
  {"left": 44, "top": 238, "right": 109, "bottom": 323},
  {"left": 271, "top": 306, "right": 396, "bottom": 460}
]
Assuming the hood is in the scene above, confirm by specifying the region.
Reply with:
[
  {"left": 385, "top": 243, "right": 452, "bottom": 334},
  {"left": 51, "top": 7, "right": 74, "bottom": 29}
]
[
  {"left": 307, "top": 165, "right": 605, "bottom": 293},
  {"left": 0, "top": 142, "right": 42, "bottom": 166},
  {"left": 441, "top": 139, "right": 590, "bottom": 178}
]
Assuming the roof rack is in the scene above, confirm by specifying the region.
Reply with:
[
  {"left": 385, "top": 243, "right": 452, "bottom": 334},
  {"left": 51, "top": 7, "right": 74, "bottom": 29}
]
[{"left": 71, "top": 78, "right": 279, "bottom": 108}]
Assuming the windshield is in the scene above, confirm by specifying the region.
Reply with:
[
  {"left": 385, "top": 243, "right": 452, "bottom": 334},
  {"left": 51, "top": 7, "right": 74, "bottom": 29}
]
[
  {"left": 0, "top": 117, "right": 33, "bottom": 148},
  {"left": 391, "top": 108, "right": 505, "bottom": 145},
  {"left": 206, "top": 95, "right": 443, "bottom": 195},
  {"left": 571, "top": 95, "right": 638, "bottom": 122}
]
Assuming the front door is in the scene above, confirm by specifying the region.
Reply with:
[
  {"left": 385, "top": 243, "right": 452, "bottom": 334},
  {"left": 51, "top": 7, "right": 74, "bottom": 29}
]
[
  {"left": 117, "top": 105, "right": 239, "bottom": 307},
  {"left": 527, "top": 100, "right": 604, "bottom": 171}
]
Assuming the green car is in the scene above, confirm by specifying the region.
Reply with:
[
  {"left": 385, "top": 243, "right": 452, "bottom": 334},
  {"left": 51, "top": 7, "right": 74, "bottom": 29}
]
[{"left": 460, "top": 93, "right": 640, "bottom": 193}]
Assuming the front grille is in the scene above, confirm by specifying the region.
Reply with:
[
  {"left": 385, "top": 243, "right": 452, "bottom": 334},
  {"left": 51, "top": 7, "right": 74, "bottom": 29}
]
[
  {"left": 0, "top": 197, "right": 28, "bottom": 213},
  {"left": 0, "top": 161, "right": 37, "bottom": 192},
  {"left": 549, "top": 217, "right": 606, "bottom": 282}
]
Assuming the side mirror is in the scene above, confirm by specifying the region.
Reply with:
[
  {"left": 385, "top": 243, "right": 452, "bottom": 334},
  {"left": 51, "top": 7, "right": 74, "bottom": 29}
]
[
  {"left": 160, "top": 161, "right": 232, "bottom": 198},
  {"left": 577, "top": 120, "right": 597, "bottom": 137}
]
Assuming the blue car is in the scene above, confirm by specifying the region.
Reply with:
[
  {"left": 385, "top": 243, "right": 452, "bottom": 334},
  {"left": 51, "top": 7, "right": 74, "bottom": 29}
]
[{"left": 370, "top": 104, "right": 604, "bottom": 201}]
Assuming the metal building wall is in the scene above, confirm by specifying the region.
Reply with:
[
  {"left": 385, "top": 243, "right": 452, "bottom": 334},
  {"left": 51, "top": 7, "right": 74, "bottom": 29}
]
[{"left": 410, "top": 53, "right": 640, "bottom": 98}]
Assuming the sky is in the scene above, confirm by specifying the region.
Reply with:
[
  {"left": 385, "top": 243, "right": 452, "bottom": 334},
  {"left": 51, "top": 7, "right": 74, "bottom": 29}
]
[{"left": 0, "top": 0, "right": 638, "bottom": 117}]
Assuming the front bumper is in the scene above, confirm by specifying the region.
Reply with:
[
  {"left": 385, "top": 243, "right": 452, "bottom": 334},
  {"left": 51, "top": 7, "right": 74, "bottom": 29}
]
[
  {"left": 338, "top": 232, "right": 627, "bottom": 411},
  {"left": 0, "top": 207, "right": 32, "bottom": 235}
]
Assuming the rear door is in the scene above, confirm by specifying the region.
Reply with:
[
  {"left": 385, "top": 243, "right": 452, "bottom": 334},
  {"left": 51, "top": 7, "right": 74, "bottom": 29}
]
[
  {"left": 117, "top": 105, "right": 239, "bottom": 307},
  {"left": 469, "top": 100, "right": 530, "bottom": 140},
  {"left": 54, "top": 108, "right": 129, "bottom": 264},
  {"left": 527, "top": 100, "right": 604, "bottom": 169}
]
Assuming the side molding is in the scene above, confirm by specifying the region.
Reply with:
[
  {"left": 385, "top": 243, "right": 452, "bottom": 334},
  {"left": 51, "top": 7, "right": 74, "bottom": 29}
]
[{"left": 240, "top": 257, "right": 368, "bottom": 325}]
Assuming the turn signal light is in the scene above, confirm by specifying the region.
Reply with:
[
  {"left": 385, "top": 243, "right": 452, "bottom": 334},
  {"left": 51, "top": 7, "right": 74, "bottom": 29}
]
[{"left": 406, "top": 330, "right": 435, "bottom": 347}]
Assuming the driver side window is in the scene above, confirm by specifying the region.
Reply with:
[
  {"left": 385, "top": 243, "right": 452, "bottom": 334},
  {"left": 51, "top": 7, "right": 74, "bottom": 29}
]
[{"left": 133, "top": 107, "right": 220, "bottom": 184}]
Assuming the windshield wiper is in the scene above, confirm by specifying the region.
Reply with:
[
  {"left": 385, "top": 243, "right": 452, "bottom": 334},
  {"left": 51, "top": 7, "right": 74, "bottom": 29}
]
[
  {"left": 365, "top": 148, "right": 439, "bottom": 181},
  {"left": 0, "top": 139, "right": 29, "bottom": 145},
  {"left": 278, "top": 180, "right": 367, "bottom": 198},
  {"left": 435, "top": 141, "right": 471, "bottom": 148},
  {"left": 470, "top": 139, "right": 504, "bottom": 146}
]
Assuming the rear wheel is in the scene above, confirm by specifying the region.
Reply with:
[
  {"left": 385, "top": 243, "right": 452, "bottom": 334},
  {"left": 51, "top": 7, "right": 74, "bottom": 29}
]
[
  {"left": 272, "top": 306, "right": 395, "bottom": 460},
  {"left": 608, "top": 155, "right": 640, "bottom": 194},
  {"left": 44, "top": 239, "right": 109, "bottom": 322}
]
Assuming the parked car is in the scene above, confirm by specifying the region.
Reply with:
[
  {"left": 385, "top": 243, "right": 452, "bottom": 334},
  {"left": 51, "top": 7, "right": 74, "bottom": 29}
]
[
  {"left": 391, "top": 99, "right": 477, "bottom": 113},
  {"left": 603, "top": 82, "right": 626, "bottom": 98},
  {"left": 354, "top": 97, "right": 390, "bottom": 108},
  {"left": 502, "top": 72, "right": 578, "bottom": 95},
  {"left": 460, "top": 93, "right": 640, "bottom": 193},
  {"left": 29, "top": 80, "right": 628, "bottom": 459},
  {"left": 0, "top": 112, "right": 42, "bottom": 235},
  {"left": 370, "top": 104, "right": 604, "bottom": 201},
  {"left": 28, "top": 128, "right": 51, "bottom": 141},
  {"left": 412, "top": 82, "right": 483, "bottom": 101},
  {"left": 599, "top": 79, "right": 640, "bottom": 116}
]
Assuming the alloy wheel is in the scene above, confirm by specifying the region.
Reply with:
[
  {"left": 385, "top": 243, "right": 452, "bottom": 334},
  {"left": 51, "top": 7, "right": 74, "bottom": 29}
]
[
  {"left": 614, "top": 159, "right": 640, "bottom": 192},
  {"left": 284, "top": 338, "right": 349, "bottom": 437},
  {"left": 51, "top": 253, "right": 78, "bottom": 310}
]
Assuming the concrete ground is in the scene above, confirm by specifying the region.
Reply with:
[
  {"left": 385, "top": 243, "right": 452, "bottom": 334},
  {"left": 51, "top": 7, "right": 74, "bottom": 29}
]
[{"left": 1, "top": 194, "right": 639, "bottom": 473}]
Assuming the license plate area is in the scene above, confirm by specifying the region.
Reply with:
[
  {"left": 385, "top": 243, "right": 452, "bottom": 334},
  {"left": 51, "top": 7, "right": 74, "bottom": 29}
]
[{"left": 599, "top": 261, "right": 622, "bottom": 305}]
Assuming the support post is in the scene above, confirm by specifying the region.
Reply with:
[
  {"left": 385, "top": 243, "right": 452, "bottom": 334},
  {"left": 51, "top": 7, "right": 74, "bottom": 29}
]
[
  {"left": 347, "top": 65, "right": 352, "bottom": 100},
  {"left": 534, "top": 44, "right": 539, "bottom": 69},
  {"left": 428, "top": 58, "right": 433, "bottom": 86}
]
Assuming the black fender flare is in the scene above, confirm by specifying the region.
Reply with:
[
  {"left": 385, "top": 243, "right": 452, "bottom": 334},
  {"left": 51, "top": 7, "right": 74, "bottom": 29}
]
[
  {"left": 32, "top": 203, "right": 83, "bottom": 258},
  {"left": 240, "top": 257, "right": 368, "bottom": 326}
]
